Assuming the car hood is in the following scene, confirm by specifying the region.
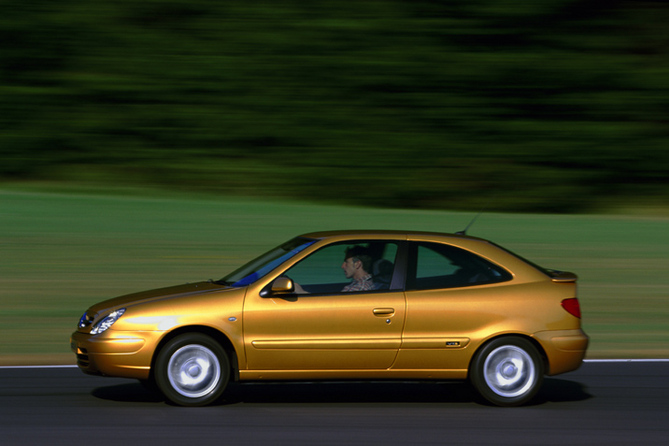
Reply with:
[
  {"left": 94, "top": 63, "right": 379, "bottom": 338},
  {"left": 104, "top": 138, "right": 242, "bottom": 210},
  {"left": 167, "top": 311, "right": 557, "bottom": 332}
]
[{"left": 85, "top": 281, "right": 237, "bottom": 317}]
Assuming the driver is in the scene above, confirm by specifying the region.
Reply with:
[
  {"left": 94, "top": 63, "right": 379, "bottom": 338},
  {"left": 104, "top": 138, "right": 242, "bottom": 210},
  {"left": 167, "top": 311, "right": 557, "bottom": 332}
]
[
  {"left": 291, "top": 245, "right": 375, "bottom": 294},
  {"left": 340, "top": 245, "right": 374, "bottom": 292}
]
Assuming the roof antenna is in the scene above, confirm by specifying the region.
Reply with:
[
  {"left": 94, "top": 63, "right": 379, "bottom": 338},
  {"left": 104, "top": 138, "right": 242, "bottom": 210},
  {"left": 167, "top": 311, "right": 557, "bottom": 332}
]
[
  {"left": 455, "top": 211, "right": 483, "bottom": 236},
  {"left": 455, "top": 196, "right": 494, "bottom": 235}
]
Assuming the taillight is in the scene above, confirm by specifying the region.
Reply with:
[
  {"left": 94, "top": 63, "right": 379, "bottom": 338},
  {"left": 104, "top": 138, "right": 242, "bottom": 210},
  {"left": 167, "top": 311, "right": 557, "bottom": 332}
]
[{"left": 561, "top": 298, "right": 581, "bottom": 319}]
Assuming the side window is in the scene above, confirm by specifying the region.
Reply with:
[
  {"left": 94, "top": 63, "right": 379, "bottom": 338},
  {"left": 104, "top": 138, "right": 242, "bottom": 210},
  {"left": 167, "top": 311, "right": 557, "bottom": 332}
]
[
  {"left": 288, "top": 244, "right": 344, "bottom": 288},
  {"left": 284, "top": 241, "right": 399, "bottom": 294},
  {"left": 409, "top": 242, "right": 511, "bottom": 290},
  {"left": 416, "top": 245, "right": 461, "bottom": 278}
]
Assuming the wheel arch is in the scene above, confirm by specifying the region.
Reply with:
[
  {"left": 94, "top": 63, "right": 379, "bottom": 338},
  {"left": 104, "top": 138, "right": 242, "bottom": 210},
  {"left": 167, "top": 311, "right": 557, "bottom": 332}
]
[
  {"left": 467, "top": 333, "right": 548, "bottom": 378},
  {"left": 149, "top": 325, "right": 240, "bottom": 382}
]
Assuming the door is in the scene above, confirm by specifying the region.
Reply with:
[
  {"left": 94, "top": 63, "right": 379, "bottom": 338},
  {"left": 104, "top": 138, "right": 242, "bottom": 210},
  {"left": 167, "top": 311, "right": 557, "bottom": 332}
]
[{"left": 243, "top": 240, "right": 406, "bottom": 370}]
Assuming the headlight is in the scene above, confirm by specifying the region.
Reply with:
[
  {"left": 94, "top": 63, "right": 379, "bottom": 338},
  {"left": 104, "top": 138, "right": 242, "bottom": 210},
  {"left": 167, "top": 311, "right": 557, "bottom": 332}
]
[{"left": 90, "top": 308, "right": 126, "bottom": 335}]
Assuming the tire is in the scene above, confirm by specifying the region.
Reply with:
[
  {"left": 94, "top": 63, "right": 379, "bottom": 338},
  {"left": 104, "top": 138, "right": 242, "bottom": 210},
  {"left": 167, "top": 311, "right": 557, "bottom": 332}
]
[
  {"left": 154, "top": 333, "right": 230, "bottom": 407},
  {"left": 469, "top": 337, "right": 544, "bottom": 407}
]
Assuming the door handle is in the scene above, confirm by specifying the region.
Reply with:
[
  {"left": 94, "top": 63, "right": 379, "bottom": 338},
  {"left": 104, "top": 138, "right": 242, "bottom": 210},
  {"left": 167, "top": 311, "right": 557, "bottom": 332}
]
[{"left": 373, "top": 308, "right": 395, "bottom": 315}]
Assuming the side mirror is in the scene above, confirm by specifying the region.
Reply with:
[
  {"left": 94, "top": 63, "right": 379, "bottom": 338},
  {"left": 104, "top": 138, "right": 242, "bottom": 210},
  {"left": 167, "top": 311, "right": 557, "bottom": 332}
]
[{"left": 270, "top": 276, "right": 294, "bottom": 294}]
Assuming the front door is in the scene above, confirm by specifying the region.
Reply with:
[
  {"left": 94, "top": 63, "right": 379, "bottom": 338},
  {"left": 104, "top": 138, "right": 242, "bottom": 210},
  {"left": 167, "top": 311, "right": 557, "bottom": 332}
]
[{"left": 243, "top": 240, "right": 405, "bottom": 370}]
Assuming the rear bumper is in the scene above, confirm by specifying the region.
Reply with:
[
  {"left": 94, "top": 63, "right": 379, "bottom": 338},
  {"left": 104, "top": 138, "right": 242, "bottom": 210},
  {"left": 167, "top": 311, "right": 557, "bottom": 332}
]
[
  {"left": 70, "top": 330, "right": 163, "bottom": 380},
  {"left": 533, "top": 329, "right": 589, "bottom": 376}
]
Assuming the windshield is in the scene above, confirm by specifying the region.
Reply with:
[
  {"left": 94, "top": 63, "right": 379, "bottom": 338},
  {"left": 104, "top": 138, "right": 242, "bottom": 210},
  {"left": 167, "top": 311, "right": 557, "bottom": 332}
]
[{"left": 218, "top": 237, "right": 317, "bottom": 287}]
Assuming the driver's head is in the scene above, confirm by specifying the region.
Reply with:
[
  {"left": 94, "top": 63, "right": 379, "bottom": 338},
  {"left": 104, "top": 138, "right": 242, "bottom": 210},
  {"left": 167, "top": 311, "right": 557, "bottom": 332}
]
[{"left": 342, "top": 245, "right": 372, "bottom": 278}]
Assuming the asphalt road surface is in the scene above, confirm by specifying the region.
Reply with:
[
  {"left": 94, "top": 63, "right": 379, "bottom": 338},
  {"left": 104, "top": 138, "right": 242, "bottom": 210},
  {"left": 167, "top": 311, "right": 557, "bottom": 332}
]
[{"left": 1, "top": 361, "right": 668, "bottom": 445}]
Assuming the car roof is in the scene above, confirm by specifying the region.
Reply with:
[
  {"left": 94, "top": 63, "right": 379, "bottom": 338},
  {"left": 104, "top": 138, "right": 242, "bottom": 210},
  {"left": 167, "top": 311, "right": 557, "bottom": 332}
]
[{"left": 299, "top": 229, "right": 489, "bottom": 243}]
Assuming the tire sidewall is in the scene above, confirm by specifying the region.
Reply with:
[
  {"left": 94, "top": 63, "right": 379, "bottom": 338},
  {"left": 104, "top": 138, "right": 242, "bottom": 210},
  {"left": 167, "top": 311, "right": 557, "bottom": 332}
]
[
  {"left": 155, "top": 333, "right": 230, "bottom": 407},
  {"left": 470, "top": 337, "right": 544, "bottom": 407}
]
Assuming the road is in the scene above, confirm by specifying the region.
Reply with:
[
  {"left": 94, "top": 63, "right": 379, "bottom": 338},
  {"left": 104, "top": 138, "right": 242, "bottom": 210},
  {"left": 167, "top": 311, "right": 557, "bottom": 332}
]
[{"left": 1, "top": 361, "right": 668, "bottom": 445}]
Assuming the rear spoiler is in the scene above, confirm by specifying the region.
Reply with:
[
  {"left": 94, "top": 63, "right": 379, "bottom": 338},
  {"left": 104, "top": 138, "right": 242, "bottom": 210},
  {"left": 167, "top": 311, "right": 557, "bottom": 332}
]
[{"left": 546, "top": 270, "right": 578, "bottom": 283}]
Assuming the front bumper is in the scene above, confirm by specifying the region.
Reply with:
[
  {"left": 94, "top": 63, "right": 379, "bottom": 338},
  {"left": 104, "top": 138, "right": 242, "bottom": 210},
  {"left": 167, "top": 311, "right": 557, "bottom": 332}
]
[{"left": 70, "top": 330, "right": 163, "bottom": 380}]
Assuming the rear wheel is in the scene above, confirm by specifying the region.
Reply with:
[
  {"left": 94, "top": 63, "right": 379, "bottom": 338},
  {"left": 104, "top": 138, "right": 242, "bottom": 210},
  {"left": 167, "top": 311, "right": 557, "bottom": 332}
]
[
  {"left": 470, "top": 337, "right": 544, "bottom": 407},
  {"left": 155, "top": 333, "right": 230, "bottom": 407}
]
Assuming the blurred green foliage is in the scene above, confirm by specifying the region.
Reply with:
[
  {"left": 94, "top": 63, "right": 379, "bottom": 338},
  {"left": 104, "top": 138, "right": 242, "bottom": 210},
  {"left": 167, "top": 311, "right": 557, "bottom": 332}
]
[{"left": 2, "top": 0, "right": 669, "bottom": 212}]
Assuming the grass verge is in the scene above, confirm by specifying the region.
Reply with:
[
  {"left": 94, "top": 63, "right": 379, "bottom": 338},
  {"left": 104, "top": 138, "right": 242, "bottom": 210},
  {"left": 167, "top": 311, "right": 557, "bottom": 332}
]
[{"left": 2, "top": 186, "right": 668, "bottom": 364}]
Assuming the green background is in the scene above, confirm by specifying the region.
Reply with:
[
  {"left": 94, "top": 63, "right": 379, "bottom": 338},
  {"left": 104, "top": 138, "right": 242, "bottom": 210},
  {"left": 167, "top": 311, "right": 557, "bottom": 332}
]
[{"left": 2, "top": 187, "right": 667, "bottom": 364}]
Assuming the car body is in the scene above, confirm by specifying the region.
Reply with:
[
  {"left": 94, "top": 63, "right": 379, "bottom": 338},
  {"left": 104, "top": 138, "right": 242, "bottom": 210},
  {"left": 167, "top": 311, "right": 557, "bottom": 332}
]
[{"left": 71, "top": 230, "right": 588, "bottom": 406}]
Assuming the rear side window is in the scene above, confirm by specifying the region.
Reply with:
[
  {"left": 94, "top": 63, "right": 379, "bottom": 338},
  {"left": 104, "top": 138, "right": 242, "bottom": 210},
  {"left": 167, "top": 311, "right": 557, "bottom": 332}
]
[{"left": 407, "top": 242, "right": 512, "bottom": 290}]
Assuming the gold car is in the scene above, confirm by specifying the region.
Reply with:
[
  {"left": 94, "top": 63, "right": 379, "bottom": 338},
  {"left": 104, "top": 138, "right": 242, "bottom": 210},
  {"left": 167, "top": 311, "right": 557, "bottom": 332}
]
[{"left": 71, "top": 230, "right": 588, "bottom": 406}]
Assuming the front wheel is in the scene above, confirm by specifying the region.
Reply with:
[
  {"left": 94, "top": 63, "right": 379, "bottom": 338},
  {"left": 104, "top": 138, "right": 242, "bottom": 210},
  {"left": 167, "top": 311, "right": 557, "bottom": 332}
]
[
  {"left": 155, "top": 333, "right": 230, "bottom": 406},
  {"left": 469, "top": 337, "right": 544, "bottom": 407}
]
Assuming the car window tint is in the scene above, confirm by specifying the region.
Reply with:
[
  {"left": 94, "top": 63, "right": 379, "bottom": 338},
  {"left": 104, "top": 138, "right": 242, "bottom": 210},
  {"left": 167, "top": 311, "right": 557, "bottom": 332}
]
[
  {"left": 416, "top": 245, "right": 461, "bottom": 278},
  {"left": 289, "top": 243, "right": 344, "bottom": 286},
  {"left": 410, "top": 242, "right": 511, "bottom": 290},
  {"left": 285, "top": 241, "right": 400, "bottom": 294}
]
